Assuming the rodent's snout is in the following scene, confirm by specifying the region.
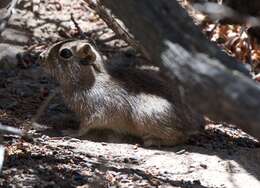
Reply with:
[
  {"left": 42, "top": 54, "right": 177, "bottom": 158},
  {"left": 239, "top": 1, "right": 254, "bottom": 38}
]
[{"left": 76, "top": 43, "right": 97, "bottom": 63}]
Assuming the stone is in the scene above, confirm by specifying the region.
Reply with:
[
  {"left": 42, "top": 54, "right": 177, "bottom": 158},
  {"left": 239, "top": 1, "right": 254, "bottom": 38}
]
[
  {"left": 0, "top": 28, "right": 30, "bottom": 45},
  {"left": 0, "top": 97, "right": 17, "bottom": 109},
  {"left": 0, "top": 43, "right": 24, "bottom": 70}
]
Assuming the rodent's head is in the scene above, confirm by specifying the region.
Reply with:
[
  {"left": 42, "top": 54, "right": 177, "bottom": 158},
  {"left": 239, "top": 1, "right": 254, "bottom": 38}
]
[{"left": 39, "top": 39, "right": 105, "bottom": 90}]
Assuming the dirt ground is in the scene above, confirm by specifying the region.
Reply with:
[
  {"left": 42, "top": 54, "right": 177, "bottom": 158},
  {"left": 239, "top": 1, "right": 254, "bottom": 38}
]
[{"left": 0, "top": 0, "right": 260, "bottom": 187}]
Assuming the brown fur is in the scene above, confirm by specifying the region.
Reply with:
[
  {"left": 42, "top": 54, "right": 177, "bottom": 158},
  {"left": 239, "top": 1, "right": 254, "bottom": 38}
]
[{"left": 40, "top": 39, "right": 204, "bottom": 146}]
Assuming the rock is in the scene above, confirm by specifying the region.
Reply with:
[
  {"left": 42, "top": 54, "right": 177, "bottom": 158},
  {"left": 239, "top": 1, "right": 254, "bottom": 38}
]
[
  {"left": 0, "top": 43, "right": 24, "bottom": 70},
  {"left": 0, "top": 97, "right": 17, "bottom": 109},
  {"left": 0, "top": 28, "right": 30, "bottom": 45},
  {"left": 22, "top": 138, "right": 260, "bottom": 188},
  {"left": 12, "top": 84, "right": 35, "bottom": 97},
  {"left": 0, "top": 69, "right": 17, "bottom": 81},
  {"left": 8, "top": 79, "right": 40, "bottom": 97}
]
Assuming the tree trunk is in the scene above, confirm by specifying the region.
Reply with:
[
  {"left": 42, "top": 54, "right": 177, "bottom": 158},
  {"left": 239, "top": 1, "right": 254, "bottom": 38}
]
[{"left": 100, "top": 0, "right": 260, "bottom": 139}]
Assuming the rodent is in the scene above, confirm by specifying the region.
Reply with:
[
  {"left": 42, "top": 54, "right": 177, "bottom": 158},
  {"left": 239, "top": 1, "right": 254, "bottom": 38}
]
[{"left": 40, "top": 39, "right": 204, "bottom": 147}]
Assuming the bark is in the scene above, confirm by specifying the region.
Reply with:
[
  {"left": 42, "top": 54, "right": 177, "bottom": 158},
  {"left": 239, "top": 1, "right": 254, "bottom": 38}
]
[{"left": 100, "top": 0, "right": 260, "bottom": 139}]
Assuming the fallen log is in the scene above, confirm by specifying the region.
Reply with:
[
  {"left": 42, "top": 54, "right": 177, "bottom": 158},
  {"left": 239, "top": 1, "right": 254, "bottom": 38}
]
[{"left": 94, "top": 0, "right": 260, "bottom": 139}]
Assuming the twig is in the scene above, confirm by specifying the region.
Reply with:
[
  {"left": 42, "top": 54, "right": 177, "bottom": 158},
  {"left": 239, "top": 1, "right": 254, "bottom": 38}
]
[
  {"left": 0, "top": 123, "right": 22, "bottom": 135},
  {"left": 70, "top": 13, "right": 87, "bottom": 39},
  {"left": 84, "top": 0, "right": 151, "bottom": 61},
  {"left": 70, "top": 13, "right": 98, "bottom": 46}
]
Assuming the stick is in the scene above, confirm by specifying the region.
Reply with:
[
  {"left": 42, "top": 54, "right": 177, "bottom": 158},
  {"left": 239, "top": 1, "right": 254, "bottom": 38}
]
[
  {"left": 0, "top": 123, "right": 22, "bottom": 135},
  {"left": 83, "top": 0, "right": 151, "bottom": 61},
  {"left": 71, "top": 13, "right": 87, "bottom": 39}
]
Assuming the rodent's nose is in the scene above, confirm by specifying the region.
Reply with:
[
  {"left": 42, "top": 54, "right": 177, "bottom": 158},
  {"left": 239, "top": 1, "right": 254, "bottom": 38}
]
[
  {"left": 76, "top": 43, "right": 97, "bottom": 62},
  {"left": 76, "top": 43, "right": 91, "bottom": 56}
]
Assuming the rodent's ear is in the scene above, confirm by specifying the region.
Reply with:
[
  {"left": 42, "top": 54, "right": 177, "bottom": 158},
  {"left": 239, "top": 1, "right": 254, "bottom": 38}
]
[{"left": 76, "top": 43, "right": 97, "bottom": 63}]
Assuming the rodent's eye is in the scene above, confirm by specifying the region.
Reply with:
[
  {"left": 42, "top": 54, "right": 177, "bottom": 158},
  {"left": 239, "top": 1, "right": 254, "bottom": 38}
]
[{"left": 59, "top": 48, "right": 73, "bottom": 59}]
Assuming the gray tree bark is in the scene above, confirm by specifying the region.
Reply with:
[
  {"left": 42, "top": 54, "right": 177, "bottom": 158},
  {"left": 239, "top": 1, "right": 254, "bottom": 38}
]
[{"left": 100, "top": 0, "right": 260, "bottom": 139}]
